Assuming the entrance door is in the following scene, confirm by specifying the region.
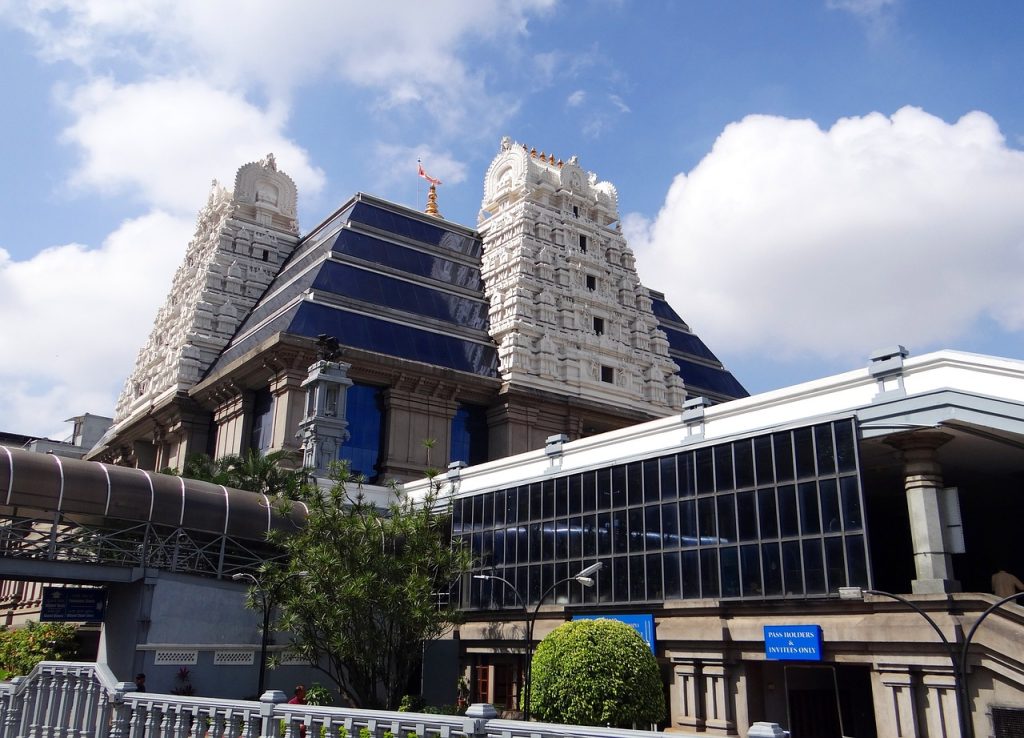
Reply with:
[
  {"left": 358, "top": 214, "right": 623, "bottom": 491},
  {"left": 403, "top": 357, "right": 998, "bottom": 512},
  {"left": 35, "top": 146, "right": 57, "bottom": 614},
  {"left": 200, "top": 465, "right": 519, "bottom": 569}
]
[{"left": 785, "top": 664, "right": 876, "bottom": 738}]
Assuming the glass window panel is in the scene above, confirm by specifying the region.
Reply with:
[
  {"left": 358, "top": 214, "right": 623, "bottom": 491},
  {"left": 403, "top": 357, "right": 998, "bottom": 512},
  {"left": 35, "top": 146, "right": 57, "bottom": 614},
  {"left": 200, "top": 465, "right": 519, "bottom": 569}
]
[
  {"left": 582, "top": 471, "right": 597, "bottom": 512},
  {"left": 597, "top": 469, "right": 612, "bottom": 509},
  {"left": 583, "top": 514, "right": 597, "bottom": 557},
  {"left": 568, "top": 475, "right": 582, "bottom": 515},
  {"left": 720, "top": 546, "right": 740, "bottom": 597},
  {"left": 628, "top": 508, "right": 644, "bottom": 552},
  {"left": 505, "top": 488, "right": 518, "bottom": 524},
  {"left": 819, "top": 478, "right": 841, "bottom": 532},
  {"left": 835, "top": 420, "right": 857, "bottom": 473},
  {"left": 660, "top": 456, "right": 679, "bottom": 500},
  {"left": 714, "top": 446, "right": 735, "bottom": 492},
  {"left": 737, "top": 491, "right": 758, "bottom": 541},
  {"left": 840, "top": 476, "right": 863, "bottom": 530},
  {"left": 741, "top": 544, "right": 762, "bottom": 596},
  {"left": 803, "top": 539, "right": 826, "bottom": 594},
  {"left": 825, "top": 536, "right": 846, "bottom": 591},
  {"left": 528, "top": 564, "right": 542, "bottom": 604},
  {"left": 681, "top": 550, "right": 700, "bottom": 598},
  {"left": 542, "top": 480, "right": 555, "bottom": 519},
  {"left": 698, "top": 497, "right": 717, "bottom": 540},
  {"left": 472, "top": 496, "right": 483, "bottom": 531},
  {"left": 482, "top": 493, "right": 494, "bottom": 529},
  {"left": 529, "top": 523, "right": 542, "bottom": 561},
  {"left": 340, "top": 383, "right": 386, "bottom": 483},
  {"left": 492, "top": 530, "right": 505, "bottom": 565},
  {"left": 505, "top": 526, "right": 518, "bottom": 564},
  {"left": 450, "top": 404, "right": 489, "bottom": 466},
  {"left": 630, "top": 555, "right": 647, "bottom": 600},
  {"left": 717, "top": 495, "right": 737, "bottom": 543},
  {"left": 542, "top": 521, "right": 555, "bottom": 561},
  {"left": 734, "top": 440, "right": 754, "bottom": 489},
  {"left": 598, "top": 512, "right": 612, "bottom": 555},
  {"left": 779, "top": 485, "right": 799, "bottom": 537},
  {"left": 530, "top": 484, "right": 542, "bottom": 520},
  {"left": 794, "top": 428, "right": 816, "bottom": 478},
  {"left": 696, "top": 448, "right": 715, "bottom": 493},
  {"left": 846, "top": 535, "right": 869, "bottom": 588},
  {"left": 679, "top": 499, "right": 698, "bottom": 545},
  {"left": 613, "top": 557, "right": 629, "bottom": 601},
  {"left": 799, "top": 482, "right": 821, "bottom": 535},
  {"left": 782, "top": 540, "right": 803, "bottom": 596},
  {"left": 555, "top": 519, "right": 569, "bottom": 560},
  {"left": 700, "top": 548, "right": 720, "bottom": 598},
  {"left": 647, "top": 553, "right": 664, "bottom": 600},
  {"left": 773, "top": 432, "right": 794, "bottom": 483},
  {"left": 612, "top": 466, "right": 627, "bottom": 507},
  {"left": 597, "top": 563, "right": 613, "bottom": 604},
  {"left": 494, "top": 490, "right": 506, "bottom": 527},
  {"left": 555, "top": 477, "right": 569, "bottom": 518},
  {"left": 664, "top": 551, "right": 681, "bottom": 599},
  {"left": 643, "top": 459, "right": 661, "bottom": 503},
  {"left": 645, "top": 505, "right": 662, "bottom": 551},
  {"left": 627, "top": 462, "right": 644, "bottom": 506},
  {"left": 472, "top": 532, "right": 483, "bottom": 558},
  {"left": 678, "top": 453, "right": 695, "bottom": 498},
  {"left": 758, "top": 489, "right": 778, "bottom": 538},
  {"left": 517, "top": 526, "right": 529, "bottom": 564},
  {"left": 569, "top": 515, "right": 583, "bottom": 559},
  {"left": 518, "top": 486, "right": 530, "bottom": 521},
  {"left": 662, "top": 503, "right": 679, "bottom": 549},
  {"left": 762, "top": 543, "right": 783, "bottom": 595},
  {"left": 755, "top": 435, "right": 776, "bottom": 485},
  {"left": 543, "top": 563, "right": 557, "bottom": 602},
  {"left": 613, "top": 510, "right": 628, "bottom": 554},
  {"left": 453, "top": 498, "right": 465, "bottom": 535},
  {"left": 815, "top": 424, "right": 836, "bottom": 474}
]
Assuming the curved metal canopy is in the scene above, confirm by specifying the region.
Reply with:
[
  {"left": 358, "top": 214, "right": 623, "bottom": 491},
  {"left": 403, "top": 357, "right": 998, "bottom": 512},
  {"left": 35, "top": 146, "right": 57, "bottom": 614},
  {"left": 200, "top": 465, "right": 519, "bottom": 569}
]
[{"left": 0, "top": 446, "right": 307, "bottom": 541}]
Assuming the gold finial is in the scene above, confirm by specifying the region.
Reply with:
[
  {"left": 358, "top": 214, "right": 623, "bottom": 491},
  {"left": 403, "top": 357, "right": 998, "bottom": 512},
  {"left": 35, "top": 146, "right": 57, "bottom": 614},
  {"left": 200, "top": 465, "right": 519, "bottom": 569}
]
[
  {"left": 540, "top": 151, "right": 546, "bottom": 160},
  {"left": 425, "top": 183, "right": 443, "bottom": 219},
  {"left": 548, "top": 153, "right": 556, "bottom": 164},
  {"left": 530, "top": 147, "right": 537, "bottom": 157},
  {"left": 557, "top": 159, "right": 563, "bottom": 167}
]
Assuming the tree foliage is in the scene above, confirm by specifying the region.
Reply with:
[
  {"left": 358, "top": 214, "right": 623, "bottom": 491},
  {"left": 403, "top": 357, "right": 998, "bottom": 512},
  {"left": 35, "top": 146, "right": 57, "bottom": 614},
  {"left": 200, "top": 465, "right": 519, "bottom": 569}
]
[
  {"left": 0, "top": 621, "right": 78, "bottom": 680},
  {"left": 180, "top": 449, "right": 310, "bottom": 498},
  {"left": 529, "top": 618, "right": 665, "bottom": 727},
  {"left": 266, "top": 463, "right": 471, "bottom": 709}
]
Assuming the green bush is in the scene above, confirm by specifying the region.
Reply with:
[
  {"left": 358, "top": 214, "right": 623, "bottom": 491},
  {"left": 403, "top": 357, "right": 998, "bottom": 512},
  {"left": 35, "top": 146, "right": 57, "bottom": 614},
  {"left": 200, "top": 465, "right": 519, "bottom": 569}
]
[
  {"left": 0, "top": 621, "right": 77, "bottom": 680},
  {"left": 528, "top": 618, "right": 665, "bottom": 727}
]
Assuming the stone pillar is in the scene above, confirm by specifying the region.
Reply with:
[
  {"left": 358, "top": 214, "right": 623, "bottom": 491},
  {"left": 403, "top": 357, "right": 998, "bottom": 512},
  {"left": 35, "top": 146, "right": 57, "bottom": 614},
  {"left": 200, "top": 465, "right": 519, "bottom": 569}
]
[
  {"left": 876, "top": 665, "right": 919, "bottom": 738},
  {"left": 886, "top": 431, "right": 958, "bottom": 594},
  {"left": 213, "top": 391, "right": 252, "bottom": 458},
  {"left": 380, "top": 384, "right": 457, "bottom": 480},
  {"left": 269, "top": 369, "right": 308, "bottom": 455},
  {"left": 702, "top": 661, "right": 736, "bottom": 735},
  {"left": 671, "top": 659, "right": 705, "bottom": 732},
  {"left": 921, "top": 669, "right": 959, "bottom": 738}
]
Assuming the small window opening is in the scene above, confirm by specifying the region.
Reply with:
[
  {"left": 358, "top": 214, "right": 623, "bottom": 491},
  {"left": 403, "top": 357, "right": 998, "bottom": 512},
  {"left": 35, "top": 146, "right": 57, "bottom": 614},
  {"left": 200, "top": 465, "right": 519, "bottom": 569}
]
[
  {"left": 579, "top": 234, "right": 587, "bottom": 253},
  {"left": 573, "top": 205, "right": 579, "bottom": 218},
  {"left": 586, "top": 275, "right": 596, "bottom": 291},
  {"left": 593, "top": 317, "right": 604, "bottom": 336},
  {"left": 601, "top": 366, "right": 614, "bottom": 383}
]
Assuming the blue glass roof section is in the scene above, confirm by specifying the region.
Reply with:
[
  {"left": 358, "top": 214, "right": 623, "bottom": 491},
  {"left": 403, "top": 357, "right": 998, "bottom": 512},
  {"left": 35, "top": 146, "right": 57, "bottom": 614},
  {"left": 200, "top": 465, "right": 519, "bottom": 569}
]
[
  {"left": 329, "top": 229, "right": 483, "bottom": 291},
  {"left": 311, "top": 262, "right": 489, "bottom": 330},
  {"left": 673, "top": 357, "right": 749, "bottom": 399},
  {"left": 348, "top": 201, "right": 481, "bottom": 258}
]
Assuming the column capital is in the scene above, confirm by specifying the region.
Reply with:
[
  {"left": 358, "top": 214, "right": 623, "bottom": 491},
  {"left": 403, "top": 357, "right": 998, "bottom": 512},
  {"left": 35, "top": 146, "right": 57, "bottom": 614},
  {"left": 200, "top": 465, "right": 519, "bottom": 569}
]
[{"left": 884, "top": 430, "right": 954, "bottom": 454}]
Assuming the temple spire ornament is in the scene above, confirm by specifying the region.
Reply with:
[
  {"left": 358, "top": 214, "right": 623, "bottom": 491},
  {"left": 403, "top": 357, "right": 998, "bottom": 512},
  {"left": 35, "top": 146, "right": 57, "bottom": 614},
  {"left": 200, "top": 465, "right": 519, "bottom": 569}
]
[{"left": 425, "top": 183, "right": 443, "bottom": 218}]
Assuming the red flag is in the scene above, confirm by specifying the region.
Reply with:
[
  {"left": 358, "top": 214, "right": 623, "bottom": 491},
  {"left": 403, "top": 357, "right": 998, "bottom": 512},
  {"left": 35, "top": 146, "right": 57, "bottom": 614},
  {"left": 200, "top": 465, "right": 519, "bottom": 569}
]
[{"left": 417, "top": 160, "right": 442, "bottom": 186}]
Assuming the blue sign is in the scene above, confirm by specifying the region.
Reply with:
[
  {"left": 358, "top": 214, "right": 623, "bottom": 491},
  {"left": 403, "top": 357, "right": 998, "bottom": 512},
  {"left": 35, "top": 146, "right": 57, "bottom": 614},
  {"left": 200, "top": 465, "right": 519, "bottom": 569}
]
[
  {"left": 764, "top": 625, "right": 822, "bottom": 661},
  {"left": 40, "top": 587, "right": 106, "bottom": 622},
  {"left": 573, "top": 614, "right": 656, "bottom": 653}
]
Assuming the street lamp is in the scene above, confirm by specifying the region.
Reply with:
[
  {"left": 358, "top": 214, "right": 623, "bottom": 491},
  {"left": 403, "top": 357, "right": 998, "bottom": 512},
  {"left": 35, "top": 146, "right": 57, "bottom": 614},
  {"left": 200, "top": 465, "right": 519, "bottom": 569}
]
[
  {"left": 233, "top": 570, "right": 309, "bottom": 696},
  {"left": 838, "top": 586, "right": 1024, "bottom": 738},
  {"left": 475, "top": 561, "right": 603, "bottom": 721}
]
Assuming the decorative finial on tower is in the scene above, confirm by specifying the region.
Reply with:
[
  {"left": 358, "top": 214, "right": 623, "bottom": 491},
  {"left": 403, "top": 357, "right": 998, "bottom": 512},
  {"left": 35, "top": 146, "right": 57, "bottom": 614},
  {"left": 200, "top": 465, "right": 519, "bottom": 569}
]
[
  {"left": 261, "top": 153, "right": 277, "bottom": 171},
  {"left": 530, "top": 147, "right": 537, "bottom": 157},
  {"left": 425, "top": 184, "right": 443, "bottom": 219}
]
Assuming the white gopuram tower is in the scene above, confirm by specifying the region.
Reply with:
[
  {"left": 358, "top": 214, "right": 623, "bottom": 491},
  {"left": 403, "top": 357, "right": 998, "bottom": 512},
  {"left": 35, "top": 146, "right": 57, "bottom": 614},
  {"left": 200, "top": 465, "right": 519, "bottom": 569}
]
[
  {"left": 478, "top": 138, "right": 684, "bottom": 415},
  {"left": 107, "top": 155, "right": 300, "bottom": 460}
]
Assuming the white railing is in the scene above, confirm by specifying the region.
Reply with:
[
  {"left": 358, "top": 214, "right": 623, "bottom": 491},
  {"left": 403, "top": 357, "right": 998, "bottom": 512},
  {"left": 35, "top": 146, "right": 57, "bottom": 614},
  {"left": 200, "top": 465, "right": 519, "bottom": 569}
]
[{"left": 0, "top": 662, "right": 729, "bottom": 738}]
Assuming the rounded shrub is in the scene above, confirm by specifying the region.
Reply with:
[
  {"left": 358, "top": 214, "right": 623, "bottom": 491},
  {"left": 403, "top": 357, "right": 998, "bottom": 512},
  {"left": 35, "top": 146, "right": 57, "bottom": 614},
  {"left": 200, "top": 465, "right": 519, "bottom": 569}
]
[{"left": 528, "top": 618, "right": 665, "bottom": 727}]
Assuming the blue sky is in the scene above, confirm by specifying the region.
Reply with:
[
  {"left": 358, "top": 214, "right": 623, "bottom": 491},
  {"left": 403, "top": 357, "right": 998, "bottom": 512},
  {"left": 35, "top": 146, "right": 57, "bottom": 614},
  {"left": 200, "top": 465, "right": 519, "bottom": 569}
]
[{"left": 1, "top": 0, "right": 1023, "bottom": 438}]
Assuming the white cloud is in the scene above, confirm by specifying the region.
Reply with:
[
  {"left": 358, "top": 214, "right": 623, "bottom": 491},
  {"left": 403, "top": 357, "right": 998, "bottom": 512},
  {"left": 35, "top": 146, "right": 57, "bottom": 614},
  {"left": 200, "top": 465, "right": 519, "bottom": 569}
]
[
  {"left": 374, "top": 143, "right": 469, "bottom": 189},
  {"left": 567, "top": 90, "right": 586, "bottom": 107},
  {"left": 0, "top": 210, "right": 193, "bottom": 436},
  {"left": 608, "top": 94, "right": 630, "bottom": 113},
  {"left": 626, "top": 107, "right": 1024, "bottom": 361},
  {"left": 61, "top": 77, "right": 325, "bottom": 215}
]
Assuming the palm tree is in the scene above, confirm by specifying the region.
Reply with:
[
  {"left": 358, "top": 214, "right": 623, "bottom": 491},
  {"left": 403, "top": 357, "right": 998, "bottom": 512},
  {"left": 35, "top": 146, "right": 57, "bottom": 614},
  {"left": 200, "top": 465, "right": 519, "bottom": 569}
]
[{"left": 180, "top": 449, "right": 310, "bottom": 498}]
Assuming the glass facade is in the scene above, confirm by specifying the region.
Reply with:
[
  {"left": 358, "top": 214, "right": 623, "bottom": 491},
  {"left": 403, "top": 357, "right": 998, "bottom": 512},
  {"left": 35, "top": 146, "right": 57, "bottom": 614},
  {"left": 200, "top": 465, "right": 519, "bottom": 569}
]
[
  {"left": 455, "top": 418, "right": 869, "bottom": 610},
  {"left": 249, "top": 388, "right": 274, "bottom": 452},
  {"left": 451, "top": 404, "right": 490, "bottom": 466},
  {"left": 339, "top": 382, "right": 386, "bottom": 483}
]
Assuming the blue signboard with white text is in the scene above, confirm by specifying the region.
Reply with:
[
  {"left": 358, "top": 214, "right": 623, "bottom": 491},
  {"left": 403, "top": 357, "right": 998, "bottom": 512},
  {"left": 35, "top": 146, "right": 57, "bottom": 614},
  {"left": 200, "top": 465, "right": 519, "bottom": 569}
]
[
  {"left": 573, "top": 614, "right": 656, "bottom": 653},
  {"left": 764, "top": 625, "right": 822, "bottom": 661},
  {"left": 40, "top": 587, "right": 106, "bottom": 622}
]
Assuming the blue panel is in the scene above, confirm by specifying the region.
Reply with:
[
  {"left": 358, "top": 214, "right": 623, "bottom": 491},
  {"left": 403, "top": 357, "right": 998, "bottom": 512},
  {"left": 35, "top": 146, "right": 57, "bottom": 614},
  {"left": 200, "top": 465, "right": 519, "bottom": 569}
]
[
  {"left": 764, "top": 625, "right": 822, "bottom": 661},
  {"left": 662, "top": 326, "right": 721, "bottom": 362},
  {"left": 330, "top": 229, "right": 483, "bottom": 291},
  {"left": 651, "top": 298, "right": 686, "bottom": 326},
  {"left": 339, "top": 382, "right": 385, "bottom": 483},
  {"left": 451, "top": 404, "right": 489, "bottom": 466},
  {"left": 674, "top": 358, "right": 749, "bottom": 398},
  {"left": 573, "top": 613, "right": 656, "bottom": 653},
  {"left": 228, "top": 269, "right": 318, "bottom": 341},
  {"left": 311, "top": 262, "right": 489, "bottom": 330},
  {"left": 287, "top": 302, "right": 498, "bottom": 376},
  {"left": 349, "top": 201, "right": 481, "bottom": 258}
]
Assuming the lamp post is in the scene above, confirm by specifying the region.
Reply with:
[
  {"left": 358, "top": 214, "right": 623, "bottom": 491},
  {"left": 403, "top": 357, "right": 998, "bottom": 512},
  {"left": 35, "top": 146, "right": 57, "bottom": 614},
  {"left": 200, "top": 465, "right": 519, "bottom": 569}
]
[
  {"left": 475, "top": 561, "right": 603, "bottom": 721},
  {"left": 233, "top": 570, "right": 309, "bottom": 696},
  {"left": 838, "top": 586, "right": 1024, "bottom": 738}
]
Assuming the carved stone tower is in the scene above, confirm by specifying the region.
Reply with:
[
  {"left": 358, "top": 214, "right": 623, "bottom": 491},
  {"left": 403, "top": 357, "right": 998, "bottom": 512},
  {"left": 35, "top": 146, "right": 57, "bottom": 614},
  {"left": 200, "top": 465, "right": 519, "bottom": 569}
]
[
  {"left": 477, "top": 138, "right": 684, "bottom": 415},
  {"left": 111, "top": 155, "right": 300, "bottom": 435}
]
